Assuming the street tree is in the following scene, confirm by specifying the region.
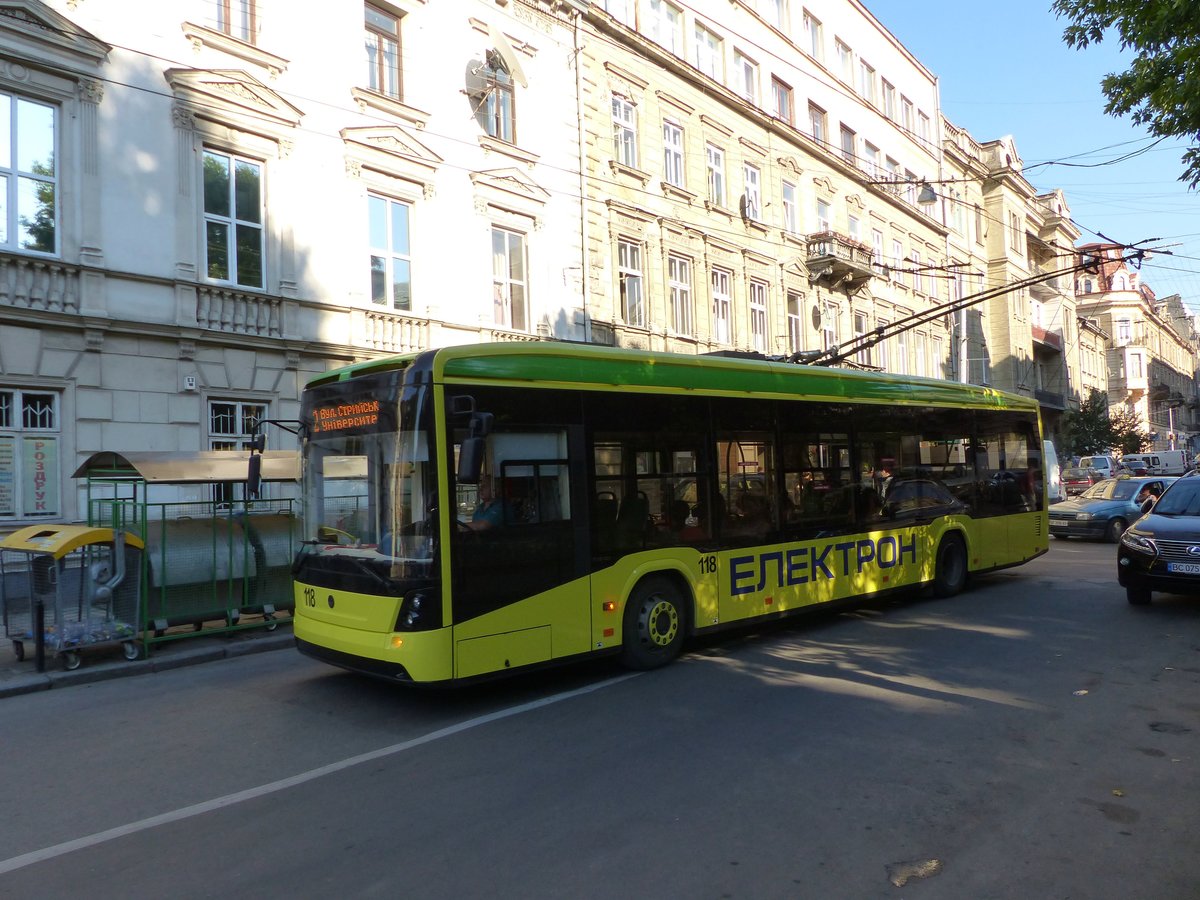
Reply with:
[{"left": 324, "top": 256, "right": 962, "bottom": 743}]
[
  {"left": 1108, "top": 403, "right": 1152, "bottom": 455},
  {"left": 1061, "top": 388, "right": 1112, "bottom": 456},
  {"left": 1054, "top": 0, "right": 1200, "bottom": 187}
]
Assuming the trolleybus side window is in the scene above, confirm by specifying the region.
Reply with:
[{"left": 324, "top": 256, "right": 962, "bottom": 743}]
[
  {"left": 782, "top": 411, "right": 853, "bottom": 538},
  {"left": 972, "top": 413, "right": 1040, "bottom": 516}
]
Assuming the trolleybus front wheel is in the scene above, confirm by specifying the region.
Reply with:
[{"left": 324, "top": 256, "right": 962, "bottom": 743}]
[{"left": 621, "top": 576, "right": 686, "bottom": 670}]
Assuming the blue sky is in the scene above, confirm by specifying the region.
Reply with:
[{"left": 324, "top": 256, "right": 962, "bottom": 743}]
[{"left": 864, "top": 0, "right": 1200, "bottom": 312}]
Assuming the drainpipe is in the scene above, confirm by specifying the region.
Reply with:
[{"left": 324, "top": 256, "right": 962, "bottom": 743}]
[{"left": 573, "top": 7, "right": 591, "bottom": 343}]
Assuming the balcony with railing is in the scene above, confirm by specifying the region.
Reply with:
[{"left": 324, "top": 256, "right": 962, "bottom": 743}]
[
  {"left": 805, "top": 232, "right": 875, "bottom": 291},
  {"left": 0, "top": 252, "right": 81, "bottom": 314},
  {"left": 1031, "top": 324, "right": 1063, "bottom": 352}
]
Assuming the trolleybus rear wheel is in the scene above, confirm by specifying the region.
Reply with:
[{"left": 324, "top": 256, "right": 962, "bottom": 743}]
[
  {"left": 621, "top": 576, "right": 686, "bottom": 670},
  {"left": 932, "top": 534, "right": 968, "bottom": 598}
]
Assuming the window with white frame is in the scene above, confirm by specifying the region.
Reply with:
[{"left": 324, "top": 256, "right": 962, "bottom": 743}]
[
  {"left": 203, "top": 148, "right": 263, "bottom": 289},
  {"left": 210, "top": 398, "right": 266, "bottom": 504},
  {"left": 808, "top": 102, "right": 826, "bottom": 146},
  {"left": 821, "top": 299, "right": 838, "bottom": 350},
  {"left": 816, "top": 198, "right": 830, "bottom": 232},
  {"left": 771, "top": 76, "right": 793, "bottom": 123},
  {"left": 835, "top": 40, "right": 852, "bottom": 84},
  {"left": 950, "top": 189, "right": 966, "bottom": 234},
  {"left": 0, "top": 94, "right": 56, "bottom": 255},
  {"left": 216, "top": 0, "right": 256, "bottom": 43},
  {"left": 847, "top": 215, "right": 860, "bottom": 243},
  {"left": 895, "top": 327, "right": 909, "bottom": 374},
  {"left": 749, "top": 279, "right": 767, "bottom": 352},
  {"left": 1009, "top": 212, "right": 1022, "bottom": 255},
  {"left": 669, "top": 254, "right": 693, "bottom": 335},
  {"left": 881, "top": 80, "right": 896, "bottom": 120},
  {"left": 910, "top": 251, "right": 922, "bottom": 293},
  {"left": 890, "top": 239, "right": 904, "bottom": 283},
  {"left": 863, "top": 141, "right": 880, "bottom": 178},
  {"left": 618, "top": 238, "right": 645, "bottom": 328},
  {"left": 612, "top": 95, "right": 638, "bottom": 168},
  {"left": 858, "top": 60, "right": 876, "bottom": 105},
  {"left": 931, "top": 336, "right": 944, "bottom": 378},
  {"left": 875, "top": 318, "right": 889, "bottom": 371},
  {"left": 647, "top": 0, "right": 683, "bottom": 54},
  {"left": 903, "top": 169, "right": 917, "bottom": 205},
  {"left": 492, "top": 226, "right": 528, "bottom": 331},
  {"left": 368, "top": 194, "right": 412, "bottom": 310},
  {"left": 926, "top": 258, "right": 938, "bottom": 300},
  {"left": 734, "top": 50, "right": 758, "bottom": 104},
  {"left": 662, "top": 120, "right": 684, "bottom": 187},
  {"left": 854, "top": 310, "right": 870, "bottom": 366},
  {"left": 901, "top": 96, "right": 914, "bottom": 132},
  {"left": 706, "top": 144, "right": 725, "bottom": 207},
  {"left": 914, "top": 333, "right": 927, "bottom": 377},
  {"left": 974, "top": 204, "right": 984, "bottom": 244},
  {"left": 765, "top": 0, "right": 787, "bottom": 30},
  {"left": 782, "top": 180, "right": 798, "bottom": 234},
  {"left": 712, "top": 267, "right": 732, "bottom": 344},
  {"left": 479, "top": 56, "right": 515, "bottom": 143},
  {"left": 1116, "top": 317, "right": 1132, "bottom": 345},
  {"left": 885, "top": 156, "right": 899, "bottom": 187},
  {"left": 917, "top": 111, "right": 931, "bottom": 147},
  {"left": 787, "top": 291, "right": 803, "bottom": 353},
  {"left": 802, "top": 10, "right": 822, "bottom": 60},
  {"left": 816, "top": 200, "right": 835, "bottom": 234},
  {"left": 599, "top": 0, "right": 634, "bottom": 25},
  {"left": 694, "top": 22, "right": 722, "bottom": 80},
  {"left": 0, "top": 389, "right": 60, "bottom": 519},
  {"left": 365, "top": 3, "right": 400, "bottom": 98},
  {"left": 839, "top": 124, "right": 855, "bottom": 165},
  {"left": 742, "top": 163, "right": 761, "bottom": 220},
  {"left": 871, "top": 229, "right": 883, "bottom": 266}
]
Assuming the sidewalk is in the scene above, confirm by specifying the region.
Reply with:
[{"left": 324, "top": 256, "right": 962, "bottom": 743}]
[{"left": 0, "top": 623, "right": 295, "bottom": 700}]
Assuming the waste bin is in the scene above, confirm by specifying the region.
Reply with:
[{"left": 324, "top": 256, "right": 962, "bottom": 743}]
[{"left": 0, "top": 525, "right": 145, "bottom": 669}]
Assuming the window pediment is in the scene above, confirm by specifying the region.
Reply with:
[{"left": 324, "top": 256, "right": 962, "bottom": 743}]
[
  {"left": 166, "top": 68, "right": 303, "bottom": 136},
  {"left": 470, "top": 167, "right": 550, "bottom": 207},
  {"left": 342, "top": 125, "right": 442, "bottom": 184},
  {"left": 0, "top": 1, "right": 109, "bottom": 69}
]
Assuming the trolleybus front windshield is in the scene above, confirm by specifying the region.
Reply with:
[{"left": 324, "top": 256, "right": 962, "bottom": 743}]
[{"left": 300, "top": 375, "right": 437, "bottom": 582}]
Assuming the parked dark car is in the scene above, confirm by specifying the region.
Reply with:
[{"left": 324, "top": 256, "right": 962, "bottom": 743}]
[
  {"left": 1118, "top": 476, "right": 1200, "bottom": 604},
  {"left": 1048, "top": 476, "right": 1174, "bottom": 542},
  {"left": 1061, "top": 466, "right": 1098, "bottom": 496}
]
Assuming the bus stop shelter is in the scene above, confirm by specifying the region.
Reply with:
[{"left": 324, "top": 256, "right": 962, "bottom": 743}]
[{"left": 74, "top": 450, "right": 300, "bottom": 651}]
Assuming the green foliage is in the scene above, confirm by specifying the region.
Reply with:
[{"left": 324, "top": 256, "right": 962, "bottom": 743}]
[
  {"left": 1062, "top": 388, "right": 1152, "bottom": 455},
  {"left": 1062, "top": 388, "right": 1113, "bottom": 455},
  {"left": 1108, "top": 404, "right": 1153, "bottom": 454},
  {"left": 1054, "top": 0, "right": 1200, "bottom": 187}
]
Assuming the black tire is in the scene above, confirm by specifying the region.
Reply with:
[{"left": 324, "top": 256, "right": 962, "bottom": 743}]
[
  {"left": 621, "top": 576, "right": 687, "bottom": 670},
  {"left": 122, "top": 641, "right": 141, "bottom": 661},
  {"left": 932, "top": 533, "right": 968, "bottom": 598},
  {"left": 1105, "top": 518, "right": 1128, "bottom": 543},
  {"left": 1051, "top": 534, "right": 1068, "bottom": 540},
  {"left": 1126, "top": 584, "right": 1152, "bottom": 606},
  {"left": 62, "top": 651, "right": 81, "bottom": 671}
]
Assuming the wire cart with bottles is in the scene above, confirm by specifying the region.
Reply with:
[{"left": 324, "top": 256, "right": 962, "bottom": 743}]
[{"left": 0, "top": 525, "right": 145, "bottom": 670}]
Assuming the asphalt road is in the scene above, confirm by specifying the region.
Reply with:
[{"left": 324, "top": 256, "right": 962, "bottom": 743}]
[{"left": 1, "top": 538, "right": 1198, "bottom": 899}]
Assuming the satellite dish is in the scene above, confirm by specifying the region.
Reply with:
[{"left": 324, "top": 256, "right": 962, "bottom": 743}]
[
  {"left": 811, "top": 305, "right": 822, "bottom": 329},
  {"left": 487, "top": 23, "right": 528, "bottom": 88}
]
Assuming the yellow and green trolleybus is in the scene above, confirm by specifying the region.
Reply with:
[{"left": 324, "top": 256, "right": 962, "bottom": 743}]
[{"left": 290, "top": 342, "right": 1047, "bottom": 684}]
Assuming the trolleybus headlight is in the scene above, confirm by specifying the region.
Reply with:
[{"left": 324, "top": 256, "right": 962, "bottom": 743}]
[{"left": 395, "top": 588, "right": 441, "bottom": 632}]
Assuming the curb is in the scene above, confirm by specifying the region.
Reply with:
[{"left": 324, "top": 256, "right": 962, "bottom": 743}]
[{"left": 0, "top": 628, "right": 295, "bottom": 700}]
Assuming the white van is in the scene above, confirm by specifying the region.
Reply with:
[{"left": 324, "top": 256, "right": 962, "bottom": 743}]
[
  {"left": 1120, "top": 450, "right": 1191, "bottom": 476},
  {"left": 1043, "top": 440, "right": 1063, "bottom": 503},
  {"left": 1079, "top": 455, "right": 1117, "bottom": 480}
]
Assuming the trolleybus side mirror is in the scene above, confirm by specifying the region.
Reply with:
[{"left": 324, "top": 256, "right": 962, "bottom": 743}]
[{"left": 457, "top": 411, "right": 494, "bottom": 485}]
